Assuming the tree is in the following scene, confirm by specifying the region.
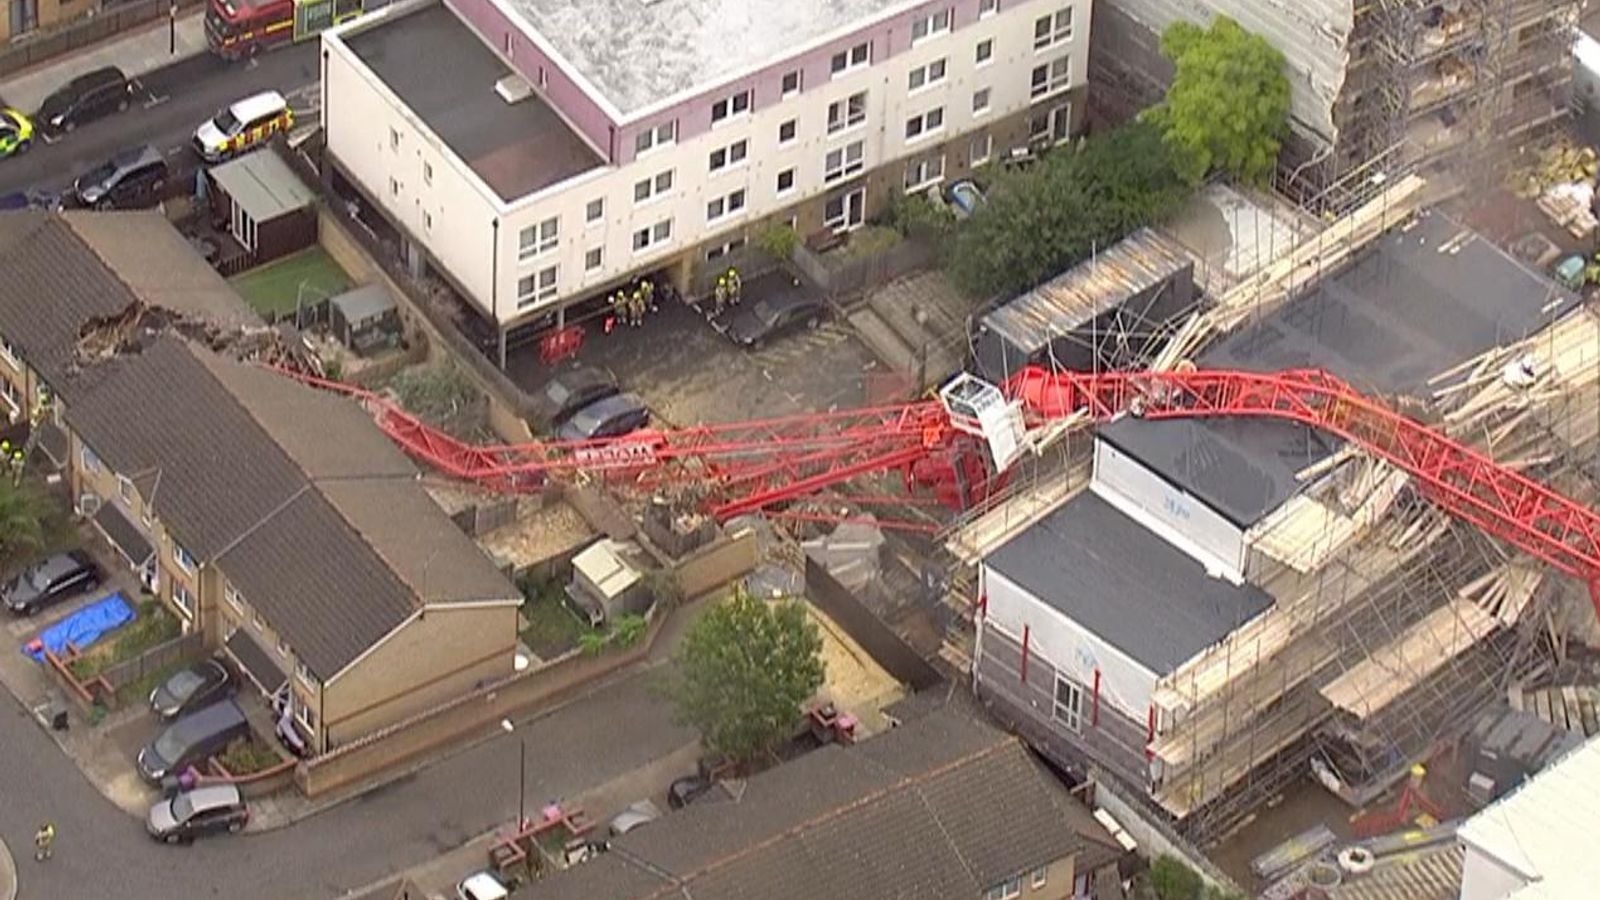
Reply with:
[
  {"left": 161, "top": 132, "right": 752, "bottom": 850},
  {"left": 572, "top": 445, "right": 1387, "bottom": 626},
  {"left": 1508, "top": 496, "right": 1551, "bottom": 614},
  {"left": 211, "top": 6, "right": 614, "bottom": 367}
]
[
  {"left": 670, "top": 587, "right": 825, "bottom": 762},
  {"left": 0, "top": 475, "right": 48, "bottom": 571},
  {"left": 1143, "top": 16, "right": 1291, "bottom": 187}
]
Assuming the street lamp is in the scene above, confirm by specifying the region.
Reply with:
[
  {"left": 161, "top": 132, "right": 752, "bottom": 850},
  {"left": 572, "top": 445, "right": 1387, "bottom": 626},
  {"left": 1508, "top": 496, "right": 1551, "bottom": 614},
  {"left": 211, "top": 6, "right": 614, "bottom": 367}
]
[{"left": 501, "top": 718, "right": 526, "bottom": 830}]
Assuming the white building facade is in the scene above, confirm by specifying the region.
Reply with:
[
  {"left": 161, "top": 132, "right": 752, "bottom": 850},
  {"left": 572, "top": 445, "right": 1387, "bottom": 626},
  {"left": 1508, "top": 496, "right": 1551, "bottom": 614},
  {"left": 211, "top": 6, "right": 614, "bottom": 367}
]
[{"left": 322, "top": 0, "right": 1090, "bottom": 336}]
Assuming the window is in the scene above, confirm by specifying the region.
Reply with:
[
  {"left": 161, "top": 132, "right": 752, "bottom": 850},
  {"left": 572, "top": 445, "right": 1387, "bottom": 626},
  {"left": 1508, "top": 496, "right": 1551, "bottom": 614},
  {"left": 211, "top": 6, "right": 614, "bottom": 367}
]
[
  {"left": 979, "top": 0, "right": 999, "bottom": 17},
  {"left": 1030, "top": 867, "right": 1047, "bottom": 889},
  {"left": 633, "top": 169, "right": 674, "bottom": 204},
  {"left": 908, "top": 58, "right": 947, "bottom": 92},
  {"left": 114, "top": 475, "right": 134, "bottom": 504},
  {"left": 1030, "top": 101, "right": 1072, "bottom": 143},
  {"left": 911, "top": 8, "right": 951, "bottom": 44},
  {"left": 827, "top": 91, "right": 868, "bottom": 135},
  {"left": 518, "top": 216, "right": 559, "bottom": 260},
  {"left": 984, "top": 877, "right": 1023, "bottom": 900},
  {"left": 422, "top": 161, "right": 432, "bottom": 185},
  {"left": 975, "top": 38, "right": 993, "bottom": 65},
  {"left": 632, "top": 219, "right": 673, "bottom": 253},
  {"left": 585, "top": 198, "right": 604, "bottom": 224},
  {"left": 706, "top": 189, "right": 747, "bottom": 222},
  {"left": 1033, "top": 6, "right": 1074, "bottom": 50},
  {"left": 705, "top": 236, "right": 747, "bottom": 261},
  {"left": 225, "top": 586, "right": 245, "bottom": 613},
  {"left": 824, "top": 186, "right": 865, "bottom": 231},
  {"left": 172, "top": 582, "right": 193, "bottom": 617},
  {"left": 904, "top": 154, "right": 945, "bottom": 191},
  {"left": 517, "top": 266, "right": 559, "bottom": 308},
  {"left": 277, "top": 636, "right": 290, "bottom": 656},
  {"left": 904, "top": 106, "right": 944, "bottom": 141},
  {"left": 972, "top": 87, "right": 991, "bottom": 115},
  {"left": 781, "top": 69, "right": 802, "bottom": 98},
  {"left": 295, "top": 661, "right": 317, "bottom": 689},
  {"left": 0, "top": 335, "right": 18, "bottom": 368},
  {"left": 1030, "top": 54, "right": 1072, "bottom": 98},
  {"left": 708, "top": 139, "right": 749, "bottom": 172},
  {"left": 711, "top": 89, "right": 752, "bottom": 123},
  {"left": 635, "top": 121, "right": 677, "bottom": 154},
  {"left": 1053, "top": 675, "right": 1082, "bottom": 731},
  {"left": 585, "top": 247, "right": 604, "bottom": 271},
  {"left": 295, "top": 693, "right": 317, "bottom": 730},
  {"left": 778, "top": 118, "right": 797, "bottom": 145},
  {"left": 166, "top": 543, "right": 191, "bottom": 576},
  {"left": 830, "top": 41, "right": 871, "bottom": 76},
  {"left": 970, "top": 131, "right": 992, "bottom": 165},
  {"left": 823, "top": 140, "right": 865, "bottom": 182},
  {"left": 388, "top": 127, "right": 400, "bottom": 150},
  {"left": 776, "top": 167, "right": 796, "bottom": 195},
  {"left": 80, "top": 445, "right": 100, "bottom": 474}
]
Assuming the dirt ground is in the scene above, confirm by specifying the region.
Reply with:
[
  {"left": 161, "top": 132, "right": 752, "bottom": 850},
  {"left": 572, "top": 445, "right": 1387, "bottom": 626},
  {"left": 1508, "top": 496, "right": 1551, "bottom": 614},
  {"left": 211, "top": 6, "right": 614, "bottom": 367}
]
[{"left": 807, "top": 605, "right": 905, "bottom": 737}]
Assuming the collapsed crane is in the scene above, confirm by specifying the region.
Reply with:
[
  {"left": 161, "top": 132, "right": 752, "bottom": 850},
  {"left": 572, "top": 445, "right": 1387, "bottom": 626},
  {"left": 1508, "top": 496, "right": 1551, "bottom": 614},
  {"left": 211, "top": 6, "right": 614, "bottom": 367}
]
[{"left": 282, "top": 365, "right": 1600, "bottom": 619}]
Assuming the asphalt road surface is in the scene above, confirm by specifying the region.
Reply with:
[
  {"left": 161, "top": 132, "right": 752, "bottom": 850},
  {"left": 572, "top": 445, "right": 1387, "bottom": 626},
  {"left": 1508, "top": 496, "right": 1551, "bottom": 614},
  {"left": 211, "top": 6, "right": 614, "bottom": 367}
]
[
  {"left": 0, "top": 43, "right": 319, "bottom": 198},
  {"left": 0, "top": 664, "right": 691, "bottom": 899}
]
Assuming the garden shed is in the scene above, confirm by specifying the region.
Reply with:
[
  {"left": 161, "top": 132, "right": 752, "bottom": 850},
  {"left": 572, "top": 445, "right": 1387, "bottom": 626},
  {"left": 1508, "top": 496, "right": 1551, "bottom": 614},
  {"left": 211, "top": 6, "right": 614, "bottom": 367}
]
[
  {"left": 329, "top": 284, "right": 401, "bottom": 353},
  {"left": 206, "top": 151, "right": 318, "bottom": 266}
]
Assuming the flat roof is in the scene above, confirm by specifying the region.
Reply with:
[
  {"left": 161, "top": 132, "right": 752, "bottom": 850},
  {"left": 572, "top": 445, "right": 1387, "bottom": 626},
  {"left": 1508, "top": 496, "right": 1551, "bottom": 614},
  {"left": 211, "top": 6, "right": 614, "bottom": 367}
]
[
  {"left": 346, "top": 4, "right": 602, "bottom": 203},
  {"left": 986, "top": 492, "right": 1274, "bottom": 674},
  {"left": 209, "top": 151, "right": 316, "bottom": 221},
  {"left": 505, "top": 0, "right": 910, "bottom": 116},
  {"left": 1101, "top": 211, "right": 1577, "bottom": 527}
]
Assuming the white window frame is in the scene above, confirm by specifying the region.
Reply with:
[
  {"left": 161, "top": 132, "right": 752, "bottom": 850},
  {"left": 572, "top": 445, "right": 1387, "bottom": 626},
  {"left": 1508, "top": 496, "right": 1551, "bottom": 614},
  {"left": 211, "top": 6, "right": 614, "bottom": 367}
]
[
  {"left": 705, "top": 236, "right": 746, "bottom": 261},
  {"left": 904, "top": 154, "right": 945, "bottom": 192},
  {"left": 910, "top": 8, "right": 951, "bottom": 45},
  {"left": 975, "top": 37, "right": 994, "bottom": 67},
  {"left": 972, "top": 87, "right": 991, "bottom": 116},
  {"left": 171, "top": 582, "right": 194, "bottom": 618},
  {"left": 172, "top": 542, "right": 196, "bottom": 573},
  {"left": 823, "top": 186, "right": 865, "bottom": 232},
  {"left": 0, "top": 376, "right": 19, "bottom": 420},
  {"left": 295, "top": 661, "right": 317, "bottom": 690},
  {"left": 711, "top": 89, "right": 752, "bottom": 124},
  {"left": 823, "top": 140, "right": 865, "bottom": 183},
  {"left": 1033, "top": 7, "right": 1074, "bottom": 51},
  {"left": 781, "top": 69, "right": 802, "bottom": 98},
  {"left": 295, "top": 692, "right": 317, "bottom": 729},
  {"left": 632, "top": 218, "right": 674, "bottom": 255},
  {"left": 633, "top": 169, "right": 674, "bottom": 205},
  {"left": 0, "top": 335, "right": 18, "bottom": 370},
  {"left": 635, "top": 121, "right": 677, "bottom": 155},
  {"left": 225, "top": 586, "right": 246, "bottom": 613},
  {"left": 518, "top": 216, "right": 559, "bottom": 261},
  {"left": 1030, "top": 100, "right": 1073, "bottom": 143},
  {"left": 706, "top": 188, "right": 747, "bottom": 223},
  {"left": 584, "top": 247, "right": 604, "bottom": 272},
  {"left": 970, "top": 131, "right": 993, "bottom": 165},
  {"left": 585, "top": 198, "right": 605, "bottom": 225},
  {"left": 1031, "top": 867, "right": 1048, "bottom": 889},
  {"left": 1030, "top": 54, "right": 1072, "bottom": 100},
  {"left": 776, "top": 167, "right": 796, "bottom": 197},
  {"left": 979, "top": 0, "right": 999, "bottom": 18},
  {"left": 517, "top": 265, "right": 559, "bottom": 309},
  {"left": 80, "top": 444, "right": 101, "bottom": 474},
  {"left": 708, "top": 139, "right": 749, "bottom": 173},
  {"left": 830, "top": 41, "right": 871, "bottom": 77},
  {"left": 908, "top": 58, "right": 948, "bottom": 93},
  {"left": 115, "top": 474, "right": 135, "bottom": 503},
  {"left": 778, "top": 118, "right": 798, "bottom": 146},
  {"left": 1053, "top": 674, "right": 1083, "bottom": 732},
  {"left": 904, "top": 106, "right": 945, "bottom": 143},
  {"left": 826, "top": 91, "right": 868, "bottom": 136}
]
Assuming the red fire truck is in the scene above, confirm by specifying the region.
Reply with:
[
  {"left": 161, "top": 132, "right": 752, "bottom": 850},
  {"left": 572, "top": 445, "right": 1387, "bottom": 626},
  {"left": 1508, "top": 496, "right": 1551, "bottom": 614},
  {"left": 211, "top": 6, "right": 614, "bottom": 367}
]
[{"left": 205, "top": 0, "right": 366, "bottom": 60}]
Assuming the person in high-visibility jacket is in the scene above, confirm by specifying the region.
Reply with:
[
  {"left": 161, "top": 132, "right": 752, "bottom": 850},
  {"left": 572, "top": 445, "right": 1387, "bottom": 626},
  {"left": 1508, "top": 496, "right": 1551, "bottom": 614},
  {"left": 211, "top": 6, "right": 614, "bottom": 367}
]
[
  {"left": 713, "top": 275, "right": 729, "bottom": 315},
  {"left": 726, "top": 267, "right": 742, "bottom": 305}
]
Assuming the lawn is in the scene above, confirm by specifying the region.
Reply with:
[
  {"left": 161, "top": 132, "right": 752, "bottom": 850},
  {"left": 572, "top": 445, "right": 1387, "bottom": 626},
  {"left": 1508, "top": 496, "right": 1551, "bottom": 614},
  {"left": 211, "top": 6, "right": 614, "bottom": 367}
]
[
  {"left": 229, "top": 247, "right": 351, "bottom": 318},
  {"left": 518, "top": 575, "right": 590, "bottom": 659}
]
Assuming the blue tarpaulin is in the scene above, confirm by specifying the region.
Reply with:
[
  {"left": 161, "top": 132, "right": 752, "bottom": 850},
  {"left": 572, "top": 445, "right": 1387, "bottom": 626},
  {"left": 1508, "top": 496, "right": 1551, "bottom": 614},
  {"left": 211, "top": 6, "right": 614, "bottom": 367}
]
[{"left": 23, "top": 593, "right": 135, "bottom": 662}]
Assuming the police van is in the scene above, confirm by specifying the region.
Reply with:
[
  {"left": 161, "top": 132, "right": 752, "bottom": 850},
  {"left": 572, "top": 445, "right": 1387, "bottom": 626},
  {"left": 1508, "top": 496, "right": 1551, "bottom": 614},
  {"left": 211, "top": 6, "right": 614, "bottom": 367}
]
[{"left": 193, "top": 90, "right": 292, "bottom": 163}]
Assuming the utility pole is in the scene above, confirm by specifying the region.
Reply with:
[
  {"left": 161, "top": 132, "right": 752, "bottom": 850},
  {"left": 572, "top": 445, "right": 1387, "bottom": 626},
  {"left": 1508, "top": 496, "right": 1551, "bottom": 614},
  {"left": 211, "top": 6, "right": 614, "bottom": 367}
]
[
  {"left": 169, "top": 3, "right": 178, "bottom": 55},
  {"left": 501, "top": 719, "right": 526, "bottom": 829}
]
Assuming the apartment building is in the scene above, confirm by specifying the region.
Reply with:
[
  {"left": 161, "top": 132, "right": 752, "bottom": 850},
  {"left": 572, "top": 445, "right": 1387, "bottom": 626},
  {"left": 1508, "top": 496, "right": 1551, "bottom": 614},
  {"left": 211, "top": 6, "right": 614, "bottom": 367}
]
[
  {"left": 0, "top": 210, "right": 521, "bottom": 755},
  {"left": 322, "top": 0, "right": 1090, "bottom": 351}
]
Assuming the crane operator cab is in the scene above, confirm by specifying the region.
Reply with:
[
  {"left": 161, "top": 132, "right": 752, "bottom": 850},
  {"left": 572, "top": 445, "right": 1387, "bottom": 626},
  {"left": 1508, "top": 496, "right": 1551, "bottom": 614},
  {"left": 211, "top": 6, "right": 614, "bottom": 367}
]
[{"left": 938, "top": 373, "right": 1025, "bottom": 472}]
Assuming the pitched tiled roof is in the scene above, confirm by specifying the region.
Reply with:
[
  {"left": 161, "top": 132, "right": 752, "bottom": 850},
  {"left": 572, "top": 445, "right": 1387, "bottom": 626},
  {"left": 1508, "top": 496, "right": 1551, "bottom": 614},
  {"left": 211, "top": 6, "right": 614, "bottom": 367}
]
[
  {"left": 0, "top": 212, "right": 132, "bottom": 390},
  {"left": 524, "top": 708, "right": 1089, "bottom": 900}
]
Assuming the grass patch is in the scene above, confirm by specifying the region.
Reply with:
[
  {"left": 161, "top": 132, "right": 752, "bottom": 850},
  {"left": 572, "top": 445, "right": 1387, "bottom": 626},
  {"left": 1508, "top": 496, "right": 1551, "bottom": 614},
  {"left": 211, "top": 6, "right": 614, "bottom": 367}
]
[
  {"left": 68, "top": 599, "right": 180, "bottom": 680},
  {"left": 517, "top": 575, "right": 589, "bottom": 659},
  {"left": 229, "top": 247, "right": 351, "bottom": 318},
  {"left": 216, "top": 736, "right": 282, "bottom": 776},
  {"left": 835, "top": 225, "right": 902, "bottom": 261}
]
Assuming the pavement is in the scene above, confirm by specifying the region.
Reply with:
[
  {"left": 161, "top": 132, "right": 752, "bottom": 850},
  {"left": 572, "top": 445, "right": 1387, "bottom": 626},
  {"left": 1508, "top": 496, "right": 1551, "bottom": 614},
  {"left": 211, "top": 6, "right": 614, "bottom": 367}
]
[
  {"left": 0, "top": 837, "right": 13, "bottom": 900},
  {"left": 0, "top": 11, "right": 208, "bottom": 114}
]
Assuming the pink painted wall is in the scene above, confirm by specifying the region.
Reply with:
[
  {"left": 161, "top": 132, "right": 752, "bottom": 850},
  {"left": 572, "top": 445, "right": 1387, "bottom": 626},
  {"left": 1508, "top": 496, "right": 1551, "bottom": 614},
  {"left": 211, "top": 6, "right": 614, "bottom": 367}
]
[{"left": 446, "top": 0, "right": 620, "bottom": 163}]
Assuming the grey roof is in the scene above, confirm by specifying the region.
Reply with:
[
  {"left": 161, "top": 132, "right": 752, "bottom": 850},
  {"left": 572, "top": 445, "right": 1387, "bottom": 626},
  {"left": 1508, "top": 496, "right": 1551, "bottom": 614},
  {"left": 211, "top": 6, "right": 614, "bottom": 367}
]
[
  {"left": 330, "top": 283, "right": 396, "bottom": 325},
  {"left": 505, "top": 0, "right": 909, "bottom": 116},
  {"left": 986, "top": 492, "right": 1273, "bottom": 674},
  {"left": 523, "top": 707, "right": 1089, "bottom": 900},
  {"left": 207, "top": 151, "right": 316, "bottom": 221},
  {"left": 346, "top": 4, "right": 603, "bottom": 202},
  {"left": 225, "top": 627, "right": 288, "bottom": 695},
  {"left": 1103, "top": 211, "right": 1578, "bottom": 527},
  {"left": 92, "top": 502, "right": 154, "bottom": 567},
  {"left": 981, "top": 228, "right": 1194, "bottom": 357}
]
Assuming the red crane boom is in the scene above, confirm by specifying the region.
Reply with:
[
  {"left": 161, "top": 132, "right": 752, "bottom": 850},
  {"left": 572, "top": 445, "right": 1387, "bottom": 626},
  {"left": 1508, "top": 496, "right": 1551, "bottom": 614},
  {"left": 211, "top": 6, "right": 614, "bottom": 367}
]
[{"left": 283, "top": 364, "right": 1600, "bottom": 618}]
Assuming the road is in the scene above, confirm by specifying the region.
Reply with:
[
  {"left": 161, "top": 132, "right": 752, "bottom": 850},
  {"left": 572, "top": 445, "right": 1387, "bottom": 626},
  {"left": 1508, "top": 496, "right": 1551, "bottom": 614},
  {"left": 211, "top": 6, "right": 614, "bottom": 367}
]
[
  {"left": 0, "top": 664, "right": 692, "bottom": 899},
  {"left": 0, "top": 44, "right": 319, "bottom": 198}
]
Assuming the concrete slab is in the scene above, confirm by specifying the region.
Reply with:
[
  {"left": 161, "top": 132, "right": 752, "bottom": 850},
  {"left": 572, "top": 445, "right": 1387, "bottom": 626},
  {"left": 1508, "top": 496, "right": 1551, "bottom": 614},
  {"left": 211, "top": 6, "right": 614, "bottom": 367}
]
[{"left": 0, "top": 11, "right": 207, "bottom": 114}]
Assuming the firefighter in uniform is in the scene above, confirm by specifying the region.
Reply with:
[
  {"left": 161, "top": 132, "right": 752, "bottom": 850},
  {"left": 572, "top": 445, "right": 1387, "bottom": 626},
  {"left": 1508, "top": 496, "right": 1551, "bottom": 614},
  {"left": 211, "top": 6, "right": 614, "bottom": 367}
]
[
  {"left": 726, "top": 267, "right": 742, "bottom": 306},
  {"left": 34, "top": 822, "right": 55, "bottom": 861},
  {"left": 629, "top": 286, "right": 645, "bottom": 326},
  {"left": 640, "top": 278, "right": 656, "bottom": 314},
  {"left": 610, "top": 290, "right": 628, "bottom": 327},
  {"left": 713, "top": 274, "right": 729, "bottom": 315}
]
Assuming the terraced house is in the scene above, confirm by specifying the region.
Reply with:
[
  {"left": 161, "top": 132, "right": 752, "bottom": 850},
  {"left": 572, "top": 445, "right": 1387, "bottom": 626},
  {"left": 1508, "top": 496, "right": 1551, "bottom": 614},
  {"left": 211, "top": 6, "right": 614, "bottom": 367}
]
[
  {"left": 0, "top": 210, "right": 521, "bottom": 755},
  {"left": 321, "top": 0, "right": 1090, "bottom": 355}
]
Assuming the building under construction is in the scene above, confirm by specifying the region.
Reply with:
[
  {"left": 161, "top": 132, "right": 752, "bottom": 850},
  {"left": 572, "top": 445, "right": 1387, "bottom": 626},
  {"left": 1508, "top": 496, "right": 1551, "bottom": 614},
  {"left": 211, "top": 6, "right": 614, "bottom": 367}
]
[
  {"left": 1090, "top": 0, "right": 1579, "bottom": 213},
  {"left": 952, "top": 175, "right": 1600, "bottom": 858}
]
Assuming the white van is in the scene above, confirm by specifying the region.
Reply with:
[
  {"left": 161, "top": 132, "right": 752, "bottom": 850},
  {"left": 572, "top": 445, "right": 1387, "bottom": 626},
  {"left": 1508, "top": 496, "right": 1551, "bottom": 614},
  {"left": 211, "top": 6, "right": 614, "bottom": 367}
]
[{"left": 193, "top": 90, "right": 292, "bottom": 162}]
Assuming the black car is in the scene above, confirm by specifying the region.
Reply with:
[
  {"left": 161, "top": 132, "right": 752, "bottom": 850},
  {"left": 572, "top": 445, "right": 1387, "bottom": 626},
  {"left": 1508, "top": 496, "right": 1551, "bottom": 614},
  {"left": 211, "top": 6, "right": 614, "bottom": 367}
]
[
  {"left": 37, "top": 66, "right": 133, "bottom": 136},
  {"left": 556, "top": 393, "right": 650, "bottom": 442},
  {"left": 529, "top": 365, "right": 620, "bottom": 431},
  {"left": 137, "top": 699, "right": 250, "bottom": 783},
  {"left": 722, "top": 292, "right": 829, "bottom": 348},
  {"left": 147, "top": 784, "right": 249, "bottom": 843},
  {"left": 149, "top": 659, "right": 235, "bottom": 720},
  {"left": 72, "top": 144, "right": 169, "bottom": 209},
  {"left": 667, "top": 774, "right": 713, "bottom": 810},
  {"left": 2, "top": 550, "right": 100, "bottom": 616}
]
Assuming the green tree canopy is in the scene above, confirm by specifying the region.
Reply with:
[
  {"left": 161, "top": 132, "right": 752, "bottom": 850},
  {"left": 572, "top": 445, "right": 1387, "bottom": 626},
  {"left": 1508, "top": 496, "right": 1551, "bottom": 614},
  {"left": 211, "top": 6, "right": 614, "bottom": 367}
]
[
  {"left": 1143, "top": 16, "right": 1291, "bottom": 186},
  {"left": 669, "top": 587, "right": 825, "bottom": 763},
  {"left": 0, "top": 475, "right": 48, "bottom": 571}
]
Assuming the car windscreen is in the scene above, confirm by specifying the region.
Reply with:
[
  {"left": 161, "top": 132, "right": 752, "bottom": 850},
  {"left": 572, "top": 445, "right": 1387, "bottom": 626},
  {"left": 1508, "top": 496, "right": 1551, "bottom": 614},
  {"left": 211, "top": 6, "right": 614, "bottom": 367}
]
[
  {"left": 27, "top": 566, "right": 56, "bottom": 591},
  {"left": 167, "top": 668, "right": 206, "bottom": 699},
  {"left": 213, "top": 110, "right": 241, "bottom": 136},
  {"left": 565, "top": 404, "right": 604, "bottom": 437},
  {"left": 170, "top": 792, "right": 196, "bottom": 822},
  {"left": 752, "top": 299, "right": 783, "bottom": 326},
  {"left": 152, "top": 727, "right": 186, "bottom": 766}
]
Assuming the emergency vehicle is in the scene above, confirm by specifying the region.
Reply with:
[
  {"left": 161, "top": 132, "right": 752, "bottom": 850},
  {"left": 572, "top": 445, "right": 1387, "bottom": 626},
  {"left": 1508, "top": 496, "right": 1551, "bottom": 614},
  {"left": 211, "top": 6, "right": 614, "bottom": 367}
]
[{"left": 193, "top": 91, "right": 292, "bottom": 163}]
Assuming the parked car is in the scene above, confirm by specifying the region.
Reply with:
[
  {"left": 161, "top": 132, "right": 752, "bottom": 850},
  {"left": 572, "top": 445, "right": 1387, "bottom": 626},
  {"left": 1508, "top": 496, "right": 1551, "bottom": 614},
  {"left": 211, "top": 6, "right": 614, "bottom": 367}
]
[
  {"left": 37, "top": 66, "right": 133, "bottom": 136},
  {"left": 606, "top": 799, "right": 663, "bottom": 838},
  {"left": 2, "top": 550, "right": 101, "bottom": 616},
  {"left": 555, "top": 393, "right": 650, "bottom": 442},
  {"left": 456, "top": 871, "right": 509, "bottom": 900},
  {"left": 529, "top": 364, "right": 619, "bottom": 431},
  {"left": 146, "top": 783, "right": 248, "bottom": 844},
  {"left": 72, "top": 144, "right": 169, "bottom": 210},
  {"left": 667, "top": 774, "right": 713, "bottom": 810},
  {"left": 722, "top": 292, "right": 830, "bottom": 348},
  {"left": 193, "top": 90, "right": 291, "bottom": 163},
  {"left": 0, "top": 108, "right": 34, "bottom": 158},
  {"left": 137, "top": 699, "right": 249, "bottom": 783},
  {"left": 149, "top": 659, "right": 236, "bottom": 720},
  {"left": 0, "top": 188, "right": 62, "bottom": 210}
]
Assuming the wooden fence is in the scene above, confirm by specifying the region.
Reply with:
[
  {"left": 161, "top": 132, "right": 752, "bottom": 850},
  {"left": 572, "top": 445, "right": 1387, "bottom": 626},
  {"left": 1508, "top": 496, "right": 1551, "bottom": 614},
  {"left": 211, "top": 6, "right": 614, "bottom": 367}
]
[
  {"left": 101, "top": 631, "right": 206, "bottom": 696},
  {"left": 791, "top": 238, "right": 934, "bottom": 302},
  {"left": 804, "top": 557, "right": 943, "bottom": 691}
]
